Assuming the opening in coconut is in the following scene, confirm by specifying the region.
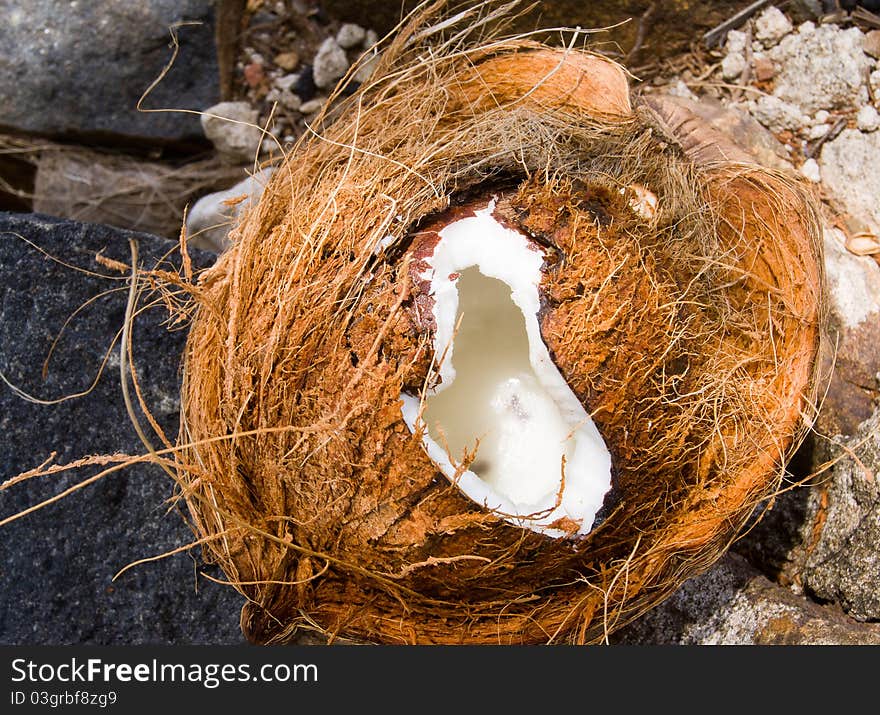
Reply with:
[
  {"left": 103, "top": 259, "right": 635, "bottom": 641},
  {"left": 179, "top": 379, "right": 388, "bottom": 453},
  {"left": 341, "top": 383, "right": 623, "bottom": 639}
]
[{"left": 401, "top": 200, "right": 612, "bottom": 538}]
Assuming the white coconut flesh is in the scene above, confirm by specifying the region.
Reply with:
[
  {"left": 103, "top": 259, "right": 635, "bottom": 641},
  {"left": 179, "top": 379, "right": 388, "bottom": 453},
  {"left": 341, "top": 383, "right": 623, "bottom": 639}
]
[{"left": 401, "top": 202, "right": 612, "bottom": 538}]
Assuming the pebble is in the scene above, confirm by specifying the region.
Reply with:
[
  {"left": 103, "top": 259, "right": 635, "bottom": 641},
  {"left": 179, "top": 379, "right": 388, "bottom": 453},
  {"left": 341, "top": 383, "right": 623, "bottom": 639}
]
[
  {"left": 807, "top": 123, "right": 830, "bottom": 140},
  {"left": 294, "top": 65, "right": 317, "bottom": 102},
  {"left": 748, "top": 95, "right": 806, "bottom": 132},
  {"left": 279, "top": 90, "right": 302, "bottom": 112},
  {"left": 725, "top": 29, "right": 748, "bottom": 55},
  {"left": 364, "top": 29, "right": 379, "bottom": 49},
  {"left": 201, "top": 101, "right": 263, "bottom": 163},
  {"left": 800, "top": 157, "right": 821, "bottom": 183},
  {"left": 754, "top": 6, "right": 792, "bottom": 47},
  {"left": 313, "top": 37, "right": 349, "bottom": 89},
  {"left": 186, "top": 168, "right": 276, "bottom": 252},
  {"left": 274, "top": 73, "right": 300, "bottom": 92},
  {"left": 243, "top": 62, "right": 265, "bottom": 88},
  {"left": 721, "top": 52, "right": 746, "bottom": 81},
  {"left": 752, "top": 56, "right": 775, "bottom": 82},
  {"left": 666, "top": 79, "right": 698, "bottom": 101},
  {"left": 813, "top": 109, "right": 830, "bottom": 125},
  {"left": 336, "top": 23, "right": 366, "bottom": 49},
  {"left": 857, "top": 105, "right": 880, "bottom": 132},
  {"left": 299, "top": 97, "right": 325, "bottom": 114},
  {"left": 274, "top": 51, "right": 300, "bottom": 71}
]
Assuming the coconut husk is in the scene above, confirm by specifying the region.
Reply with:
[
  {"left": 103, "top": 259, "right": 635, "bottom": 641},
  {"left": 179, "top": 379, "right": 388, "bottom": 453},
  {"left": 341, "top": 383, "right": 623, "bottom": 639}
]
[{"left": 173, "top": 3, "right": 823, "bottom": 644}]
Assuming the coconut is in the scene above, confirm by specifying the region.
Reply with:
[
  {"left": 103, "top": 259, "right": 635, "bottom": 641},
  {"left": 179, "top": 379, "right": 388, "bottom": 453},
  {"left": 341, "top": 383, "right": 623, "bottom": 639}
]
[{"left": 175, "top": 6, "right": 822, "bottom": 644}]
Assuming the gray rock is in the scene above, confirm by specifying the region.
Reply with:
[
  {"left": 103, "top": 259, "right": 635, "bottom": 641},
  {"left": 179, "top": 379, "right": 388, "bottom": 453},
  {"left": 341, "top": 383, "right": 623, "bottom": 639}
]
[
  {"left": 615, "top": 553, "right": 880, "bottom": 644},
  {"left": 336, "top": 23, "right": 367, "bottom": 50},
  {"left": 725, "top": 29, "right": 749, "bottom": 55},
  {"left": 821, "top": 129, "right": 880, "bottom": 237},
  {"left": 721, "top": 52, "right": 746, "bottom": 81},
  {"left": 200, "top": 102, "right": 263, "bottom": 163},
  {"left": 754, "top": 6, "right": 793, "bottom": 47},
  {"left": 812, "top": 228, "right": 880, "bottom": 438},
  {"left": 313, "top": 37, "right": 349, "bottom": 89},
  {"left": 186, "top": 167, "right": 276, "bottom": 253},
  {"left": 0, "top": 0, "right": 219, "bottom": 145},
  {"left": 748, "top": 95, "right": 807, "bottom": 132},
  {"left": 801, "top": 412, "right": 880, "bottom": 620},
  {"left": 771, "top": 24, "right": 869, "bottom": 114},
  {"left": 857, "top": 105, "right": 880, "bottom": 132},
  {"left": 0, "top": 212, "right": 244, "bottom": 644},
  {"left": 800, "top": 157, "right": 821, "bottom": 182}
]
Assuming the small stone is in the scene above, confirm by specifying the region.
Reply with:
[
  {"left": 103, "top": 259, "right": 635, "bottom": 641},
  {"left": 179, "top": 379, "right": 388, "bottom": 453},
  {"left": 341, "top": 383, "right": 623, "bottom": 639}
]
[
  {"left": 274, "top": 51, "right": 300, "bottom": 71},
  {"left": 186, "top": 168, "right": 276, "bottom": 252},
  {"left": 871, "top": 70, "right": 880, "bottom": 96},
  {"left": 274, "top": 73, "right": 300, "bottom": 92},
  {"left": 725, "top": 29, "right": 748, "bottom": 54},
  {"left": 813, "top": 109, "right": 830, "bottom": 125},
  {"left": 800, "top": 157, "right": 821, "bottom": 183},
  {"left": 721, "top": 52, "right": 746, "bottom": 81},
  {"left": 857, "top": 104, "right": 880, "bottom": 132},
  {"left": 313, "top": 37, "right": 349, "bottom": 89},
  {"left": 798, "top": 20, "right": 815, "bottom": 37},
  {"left": 336, "top": 23, "right": 366, "bottom": 49},
  {"left": 864, "top": 30, "right": 880, "bottom": 60},
  {"left": 279, "top": 90, "right": 301, "bottom": 112},
  {"left": 748, "top": 95, "right": 806, "bottom": 132},
  {"left": 243, "top": 62, "right": 265, "bottom": 88},
  {"left": 752, "top": 56, "right": 776, "bottom": 82},
  {"left": 666, "top": 79, "right": 697, "bottom": 101},
  {"left": 755, "top": 6, "right": 792, "bottom": 47},
  {"left": 299, "top": 97, "right": 325, "bottom": 114},
  {"left": 201, "top": 101, "right": 262, "bottom": 162},
  {"left": 807, "top": 123, "right": 830, "bottom": 140},
  {"left": 294, "top": 66, "right": 317, "bottom": 102},
  {"left": 364, "top": 29, "right": 379, "bottom": 49}
]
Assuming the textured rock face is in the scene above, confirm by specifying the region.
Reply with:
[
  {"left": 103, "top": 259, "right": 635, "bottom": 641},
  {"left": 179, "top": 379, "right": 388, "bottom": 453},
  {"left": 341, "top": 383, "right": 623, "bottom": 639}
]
[
  {"left": 815, "top": 228, "right": 880, "bottom": 437},
  {"left": 800, "top": 412, "right": 880, "bottom": 621},
  {"left": 0, "top": 1, "right": 219, "bottom": 144},
  {"left": 771, "top": 24, "right": 869, "bottom": 114},
  {"left": 614, "top": 553, "right": 880, "bottom": 645},
  {"left": 821, "top": 129, "right": 880, "bottom": 238},
  {"left": 0, "top": 212, "right": 243, "bottom": 644}
]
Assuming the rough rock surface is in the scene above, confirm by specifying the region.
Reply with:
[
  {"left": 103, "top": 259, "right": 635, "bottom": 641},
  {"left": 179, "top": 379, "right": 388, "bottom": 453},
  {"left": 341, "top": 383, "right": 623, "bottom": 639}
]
[
  {"left": 737, "top": 407, "right": 880, "bottom": 623},
  {"left": 800, "top": 412, "right": 880, "bottom": 620},
  {"left": 0, "top": 0, "right": 219, "bottom": 144},
  {"left": 0, "top": 212, "right": 243, "bottom": 644},
  {"left": 814, "top": 227, "right": 880, "bottom": 437},
  {"left": 755, "top": 6, "right": 793, "bottom": 47},
  {"left": 615, "top": 553, "right": 880, "bottom": 644},
  {"left": 821, "top": 129, "right": 880, "bottom": 242},
  {"left": 770, "top": 24, "right": 869, "bottom": 114}
]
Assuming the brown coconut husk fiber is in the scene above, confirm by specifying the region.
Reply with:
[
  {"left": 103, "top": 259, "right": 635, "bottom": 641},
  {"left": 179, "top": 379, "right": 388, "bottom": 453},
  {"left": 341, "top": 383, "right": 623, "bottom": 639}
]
[{"left": 174, "top": 2, "right": 823, "bottom": 644}]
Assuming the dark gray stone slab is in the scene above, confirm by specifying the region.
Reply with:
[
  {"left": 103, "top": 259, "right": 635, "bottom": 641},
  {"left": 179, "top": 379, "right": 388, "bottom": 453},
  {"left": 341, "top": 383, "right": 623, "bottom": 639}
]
[
  {"left": 0, "top": 212, "right": 243, "bottom": 644},
  {"left": 0, "top": 1, "right": 219, "bottom": 145}
]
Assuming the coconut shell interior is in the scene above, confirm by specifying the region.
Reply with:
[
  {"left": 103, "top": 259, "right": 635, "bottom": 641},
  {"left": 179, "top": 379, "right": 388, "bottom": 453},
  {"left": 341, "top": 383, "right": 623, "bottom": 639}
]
[{"left": 175, "top": 28, "right": 822, "bottom": 644}]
